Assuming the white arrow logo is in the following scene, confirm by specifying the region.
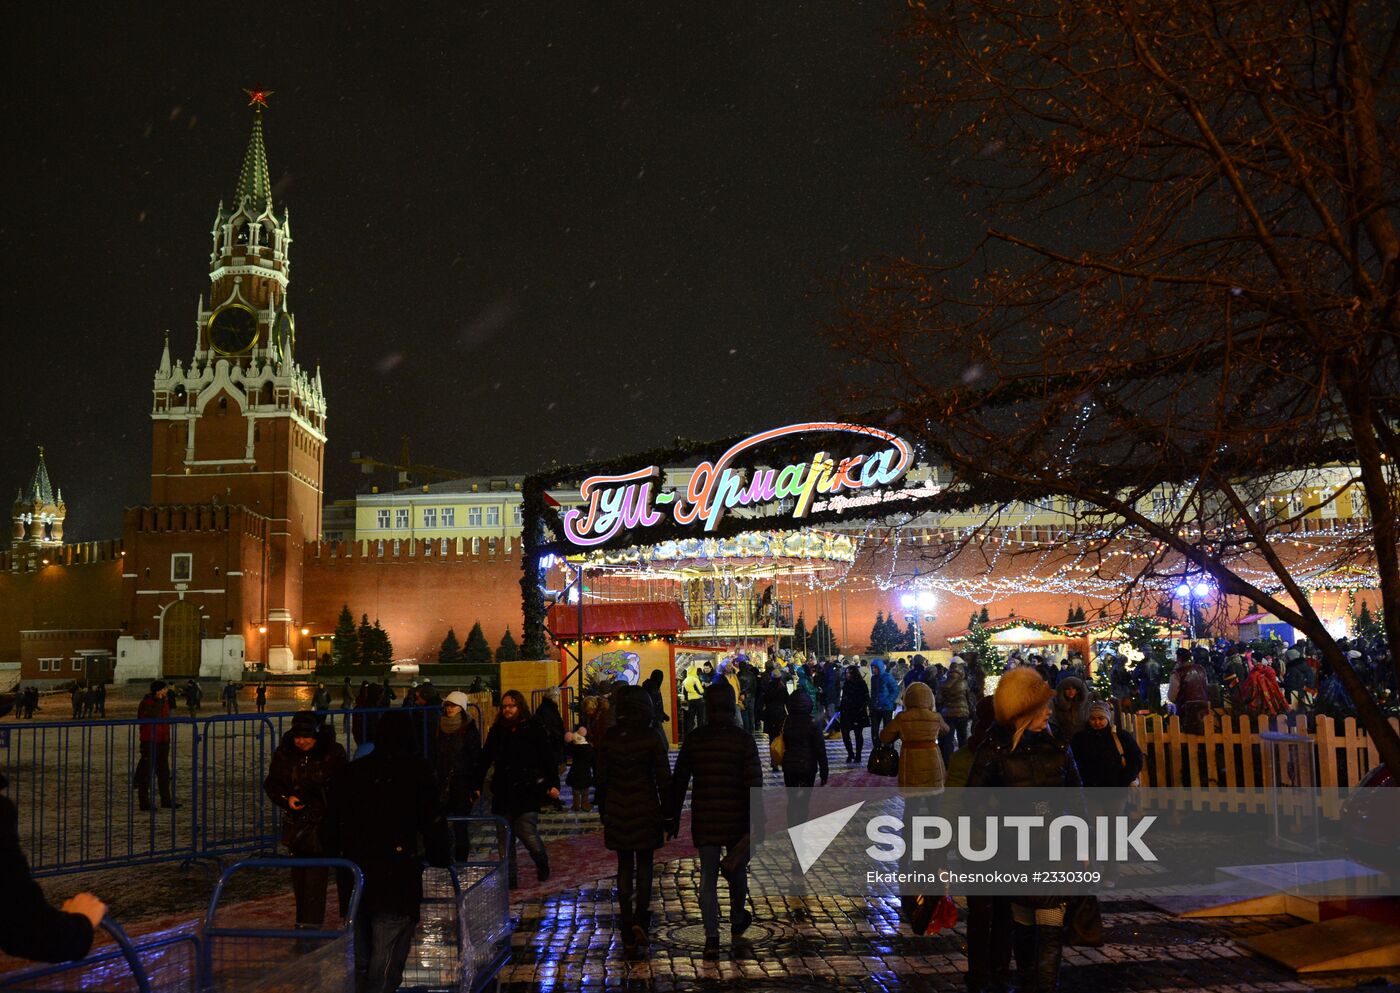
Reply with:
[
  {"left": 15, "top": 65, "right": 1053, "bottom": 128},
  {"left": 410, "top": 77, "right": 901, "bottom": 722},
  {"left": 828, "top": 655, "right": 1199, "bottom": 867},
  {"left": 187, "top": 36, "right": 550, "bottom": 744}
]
[{"left": 788, "top": 801, "right": 865, "bottom": 874}]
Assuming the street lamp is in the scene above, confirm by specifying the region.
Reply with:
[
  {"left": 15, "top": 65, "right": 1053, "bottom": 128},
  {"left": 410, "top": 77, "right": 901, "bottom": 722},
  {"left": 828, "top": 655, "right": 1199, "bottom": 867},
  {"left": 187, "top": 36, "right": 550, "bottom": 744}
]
[
  {"left": 899, "top": 590, "right": 937, "bottom": 652},
  {"left": 1173, "top": 579, "right": 1214, "bottom": 641}
]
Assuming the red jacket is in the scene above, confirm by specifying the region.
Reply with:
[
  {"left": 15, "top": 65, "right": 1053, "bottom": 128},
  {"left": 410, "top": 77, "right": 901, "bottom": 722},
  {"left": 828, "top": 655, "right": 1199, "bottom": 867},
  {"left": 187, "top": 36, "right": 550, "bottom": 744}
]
[{"left": 137, "top": 694, "right": 171, "bottom": 743}]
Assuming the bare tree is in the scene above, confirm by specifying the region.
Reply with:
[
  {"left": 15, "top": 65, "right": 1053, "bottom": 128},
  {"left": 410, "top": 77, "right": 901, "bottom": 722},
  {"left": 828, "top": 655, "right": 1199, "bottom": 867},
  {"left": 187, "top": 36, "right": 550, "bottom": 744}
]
[{"left": 834, "top": 0, "right": 1400, "bottom": 765}]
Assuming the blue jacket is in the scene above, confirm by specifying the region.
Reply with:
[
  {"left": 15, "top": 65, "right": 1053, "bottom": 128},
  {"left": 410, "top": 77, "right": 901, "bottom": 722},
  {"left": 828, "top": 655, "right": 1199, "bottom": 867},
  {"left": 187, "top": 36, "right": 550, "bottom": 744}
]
[{"left": 870, "top": 661, "right": 900, "bottom": 713}]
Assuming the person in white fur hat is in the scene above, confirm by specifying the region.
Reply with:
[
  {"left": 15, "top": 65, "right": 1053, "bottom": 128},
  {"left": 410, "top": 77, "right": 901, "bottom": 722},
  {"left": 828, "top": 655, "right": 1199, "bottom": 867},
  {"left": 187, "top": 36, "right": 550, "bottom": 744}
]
[
  {"left": 564, "top": 725, "right": 595, "bottom": 811},
  {"left": 430, "top": 691, "right": 481, "bottom": 856}
]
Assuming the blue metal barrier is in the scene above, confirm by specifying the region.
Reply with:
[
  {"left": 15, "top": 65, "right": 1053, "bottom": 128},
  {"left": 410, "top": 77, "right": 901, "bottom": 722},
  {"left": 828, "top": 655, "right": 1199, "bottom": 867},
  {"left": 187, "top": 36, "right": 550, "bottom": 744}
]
[
  {"left": 3, "top": 717, "right": 199, "bottom": 878},
  {"left": 3, "top": 707, "right": 491, "bottom": 880},
  {"left": 0, "top": 916, "right": 200, "bottom": 993}
]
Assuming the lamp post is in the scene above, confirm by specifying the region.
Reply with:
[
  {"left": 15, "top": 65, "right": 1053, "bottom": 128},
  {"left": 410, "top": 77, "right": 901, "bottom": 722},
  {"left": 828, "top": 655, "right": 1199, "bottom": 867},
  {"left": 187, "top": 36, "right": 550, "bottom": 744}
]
[
  {"left": 899, "top": 590, "right": 937, "bottom": 652},
  {"left": 1173, "top": 579, "right": 1214, "bottom": 642}
]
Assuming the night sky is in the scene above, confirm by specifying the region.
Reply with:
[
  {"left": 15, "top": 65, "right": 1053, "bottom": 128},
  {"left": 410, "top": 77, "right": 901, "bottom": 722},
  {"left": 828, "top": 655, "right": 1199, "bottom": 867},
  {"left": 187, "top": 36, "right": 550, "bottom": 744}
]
[{"left": 6, "top": 4, "right": 967, "bottom": 539}]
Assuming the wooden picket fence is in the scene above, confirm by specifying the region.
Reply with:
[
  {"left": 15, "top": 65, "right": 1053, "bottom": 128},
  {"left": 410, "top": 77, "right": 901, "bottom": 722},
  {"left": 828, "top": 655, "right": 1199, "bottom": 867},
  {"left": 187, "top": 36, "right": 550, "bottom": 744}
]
[{"left": 1121, "top": 712, "right": 1399, "bottom": 818}]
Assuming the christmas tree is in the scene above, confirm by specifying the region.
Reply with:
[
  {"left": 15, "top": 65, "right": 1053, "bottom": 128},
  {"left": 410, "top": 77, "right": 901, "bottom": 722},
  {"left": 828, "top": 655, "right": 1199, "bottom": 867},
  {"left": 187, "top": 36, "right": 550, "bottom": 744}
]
[
  {"left": 810, "top": 615, "right": 839, "bottom": 657},
  {"left": 497, "top": 627, "right": 520, "bottom": 662}
]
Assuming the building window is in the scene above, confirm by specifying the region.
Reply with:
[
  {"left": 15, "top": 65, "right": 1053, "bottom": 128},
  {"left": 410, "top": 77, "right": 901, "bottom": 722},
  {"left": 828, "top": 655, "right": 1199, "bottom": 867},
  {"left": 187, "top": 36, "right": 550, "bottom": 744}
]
[
  {"left": 440, "top": 538, "right": 449, "bottom": 555},
  {"left": 504, "top": 536, "right": 512, "bottom": 554},
  {"left": 487, "top": 536, "right": 497, "bottom": 554},
  {"left": 395, "top": 508, "right": 409, "bottom": 529},
  {"left": 376, "top": 540, "right": 385, "bottom": 555},
  {"left": 468, "top": 507, "right": 483, "bottom": 527},
  {"left": 73, "top": 659, "right": 83, "bottom": 672},
  {"left": 171, "top": 553, "right": 193, "bottom": 583},
  {"left": 486, "top": 506, "right": 501, "bottom": 527},
  {"left": 377, "top": 509, "right": 391, "bottom": 529},
  {"left": 513, "top": 505, "right": 523, "bottom": 526},
  {"left": 393, "top": 539, "right": 401, "bottom": 555},
  {"left": 441, "top": 507, "right": 455, "bottom": 527},
  {"left": 422, "top": 508, "right": 437, "bottom": 528},
  {"left": 471, "top": 537, "right": 481, "bottom": 554}
]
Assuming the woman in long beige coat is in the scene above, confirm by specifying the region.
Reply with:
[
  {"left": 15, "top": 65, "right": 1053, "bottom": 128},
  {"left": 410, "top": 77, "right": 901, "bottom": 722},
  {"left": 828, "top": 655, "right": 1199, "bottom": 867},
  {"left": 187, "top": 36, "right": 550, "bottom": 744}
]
[{"left": 880, "top": 681, "right": 948, "bottom": 788}]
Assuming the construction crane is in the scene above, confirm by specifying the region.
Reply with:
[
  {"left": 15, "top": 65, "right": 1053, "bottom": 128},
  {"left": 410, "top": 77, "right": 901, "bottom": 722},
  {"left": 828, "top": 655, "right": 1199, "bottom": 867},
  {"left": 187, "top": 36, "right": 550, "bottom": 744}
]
[{"left": 349, "top": 437, "right": 472, "bottom": 491}]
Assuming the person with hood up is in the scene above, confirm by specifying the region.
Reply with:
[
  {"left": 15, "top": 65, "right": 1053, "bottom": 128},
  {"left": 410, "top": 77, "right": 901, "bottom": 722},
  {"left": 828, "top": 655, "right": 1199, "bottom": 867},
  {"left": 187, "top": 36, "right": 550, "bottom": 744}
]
[
  {"left": 879, "top": 681, "right": 948, "bottom": 788},
  {"left": 1283, "top": 649, "right": 1316, "bottom": 709},
  {"left": 469, "top": 690, "right": 560, "bottom": 888},
  {"left": 1050, "top": 675, "right": 1091, "bottom": 744},
  {"left": 431, "top": 691, "right": 481, "bottom": 858},
  {"left": 868, "top": 660, "right": 900, "bottom": 742},
  {"left": 643, "top": 670, "right": 669, "bottom": 728},
  {"left": 325, "top": 711, "right": 449, "bottom": 993},
  {"left": 680, "top": 666, "right": 706, "bottom": 740},
  {"left": 966, "top": 667, "right": 1082, "bottom": 993},
  {"left": 839, "top": 665, "right": 871, "bottom": 764},
  {"left": 669, "top": 682, "right": 764, "bottom": 958},
  {"left": 777, "top": 689, "right": 829, "bottom": 833},
  {"left": 595, "top": 686, "right": 672, "bottom": 959},
  {"left": 263, "top": 710, "right": 348, "bottom": 930}
]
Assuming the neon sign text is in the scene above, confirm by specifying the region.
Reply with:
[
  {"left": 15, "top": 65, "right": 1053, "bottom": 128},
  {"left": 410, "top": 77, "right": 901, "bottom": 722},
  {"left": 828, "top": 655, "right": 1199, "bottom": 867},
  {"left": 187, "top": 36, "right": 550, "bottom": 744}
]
[{"left": 562, "top": 422, "right": 913, "bottom": 547}]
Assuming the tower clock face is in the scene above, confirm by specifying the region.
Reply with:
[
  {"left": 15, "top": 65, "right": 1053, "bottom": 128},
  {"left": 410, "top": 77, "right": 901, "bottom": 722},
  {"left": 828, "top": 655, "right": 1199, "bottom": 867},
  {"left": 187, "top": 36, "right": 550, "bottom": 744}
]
[
  {"left": 272, "top": 313, "right": 294, "bottom": 356},
  {"left": 208, "top": 305, "right": 258, "bottom": 354}
]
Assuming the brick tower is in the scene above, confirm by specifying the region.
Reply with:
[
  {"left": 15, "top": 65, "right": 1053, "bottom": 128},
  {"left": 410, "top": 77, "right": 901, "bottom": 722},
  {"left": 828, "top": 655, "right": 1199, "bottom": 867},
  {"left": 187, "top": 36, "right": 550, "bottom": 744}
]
[{"left": 124, "top": 93, "right": 327, "bottom": 676}]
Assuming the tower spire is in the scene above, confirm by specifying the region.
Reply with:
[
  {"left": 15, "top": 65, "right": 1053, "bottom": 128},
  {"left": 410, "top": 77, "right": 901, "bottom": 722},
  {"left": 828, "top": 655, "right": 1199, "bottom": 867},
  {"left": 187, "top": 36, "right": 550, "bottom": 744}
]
[{"left": 235, "top": 89, "right": 274, "bottom": 208}]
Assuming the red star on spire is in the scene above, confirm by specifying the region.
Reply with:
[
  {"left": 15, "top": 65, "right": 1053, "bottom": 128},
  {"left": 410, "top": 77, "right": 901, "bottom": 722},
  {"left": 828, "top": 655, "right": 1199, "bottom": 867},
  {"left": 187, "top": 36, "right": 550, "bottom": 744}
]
[{"left": 243, "top": 88, "right": 274, "bottom": 110}]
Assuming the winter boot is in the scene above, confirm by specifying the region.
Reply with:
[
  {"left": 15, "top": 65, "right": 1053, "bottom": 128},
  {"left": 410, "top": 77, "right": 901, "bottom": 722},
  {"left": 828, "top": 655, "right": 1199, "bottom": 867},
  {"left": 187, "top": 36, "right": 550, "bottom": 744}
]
[
  {"left": 571, "top": 793, "right": 582, "bottom": 812},
  {"left": 535, "top": 852, "right": 551, "bottom": 884}
]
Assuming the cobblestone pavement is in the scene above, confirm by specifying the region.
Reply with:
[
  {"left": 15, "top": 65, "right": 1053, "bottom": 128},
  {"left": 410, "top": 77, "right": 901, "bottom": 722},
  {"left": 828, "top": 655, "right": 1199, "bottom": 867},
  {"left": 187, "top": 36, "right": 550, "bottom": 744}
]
[{"left": 14, "top": 710, "right": 1400, "bottom": 991}]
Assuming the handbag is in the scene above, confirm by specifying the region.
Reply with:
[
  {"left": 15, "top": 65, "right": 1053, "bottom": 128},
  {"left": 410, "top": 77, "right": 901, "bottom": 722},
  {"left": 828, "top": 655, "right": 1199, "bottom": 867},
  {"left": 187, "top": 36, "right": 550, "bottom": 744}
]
[
  {"left": 1063, "top": 894, "right": 1104, "bottom": 946},
  {"left": 770, "top": 721, "right": 786, "bottom": 768},
  {"left": 719, "top": 834, "right": 751, "bottom": 875},
  {"left": 867, "top": 742, "right": 901, "bottom": 777},
  {"left": 907, "top": 894, "right": 958, "bottom": 935}
]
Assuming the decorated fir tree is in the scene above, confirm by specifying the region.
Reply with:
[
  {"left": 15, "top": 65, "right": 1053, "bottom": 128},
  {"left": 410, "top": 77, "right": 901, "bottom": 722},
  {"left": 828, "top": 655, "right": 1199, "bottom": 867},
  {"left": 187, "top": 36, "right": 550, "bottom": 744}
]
[{"left": 963, "top": 619, "right": 1000, "bottom": 673}]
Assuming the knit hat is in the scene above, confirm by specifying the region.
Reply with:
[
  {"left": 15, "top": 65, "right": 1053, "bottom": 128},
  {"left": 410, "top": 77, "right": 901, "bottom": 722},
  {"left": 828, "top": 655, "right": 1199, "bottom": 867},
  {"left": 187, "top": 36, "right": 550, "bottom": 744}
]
[
  {"left": 993, "top": 667, "right": 1054, "bottom": 726},
  {"left": 149, "top": 680, "right": 167, "bottom": 694},
  {"left": 290, "top": 710, "right": 319, "bottom": 737},
  {"left": 1089, "top": 700, "right": 1113, "bottom": 721},
  {"left": 566, "top": 726, "right": 588, "bottom": 744},
  {"left": 443, "top": 690, "right": 472, "bottom": 712}
]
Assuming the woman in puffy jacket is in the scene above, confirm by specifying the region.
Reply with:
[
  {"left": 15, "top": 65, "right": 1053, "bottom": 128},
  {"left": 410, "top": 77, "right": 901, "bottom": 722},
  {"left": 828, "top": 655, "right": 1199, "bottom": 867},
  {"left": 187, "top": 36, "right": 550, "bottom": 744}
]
[
  {"left": 879, "top": 681, "right": 947, "bottom": 788},
  {"left": 595, "top": 686, "right": 672, "bottom": 959},
  {"left": 263, "top": 710, "right": 348, "bottom": 929},
  {"left": 838, "top": 666, "right": 871, "bottom": 765},
  {"left": 966, "top": 668, "right": 1081, "bottom": 993}
]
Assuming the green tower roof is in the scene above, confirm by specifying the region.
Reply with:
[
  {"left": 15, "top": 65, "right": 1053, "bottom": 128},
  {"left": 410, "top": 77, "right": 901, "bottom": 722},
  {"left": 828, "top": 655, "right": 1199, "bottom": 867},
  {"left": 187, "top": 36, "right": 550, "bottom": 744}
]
[
  {"left": 235, "top": 108, "right": 272, "bottom": 207},
  {"left": 24, "top": 447, "right": 55, "bottom": 506}
]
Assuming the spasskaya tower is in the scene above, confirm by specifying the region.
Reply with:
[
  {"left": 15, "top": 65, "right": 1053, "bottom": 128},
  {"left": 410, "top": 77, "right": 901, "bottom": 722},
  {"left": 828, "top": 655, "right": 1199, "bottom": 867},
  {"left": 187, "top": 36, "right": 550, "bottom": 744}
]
[{"left": 122, "top": 91, "right": 327, "bottom": 677}]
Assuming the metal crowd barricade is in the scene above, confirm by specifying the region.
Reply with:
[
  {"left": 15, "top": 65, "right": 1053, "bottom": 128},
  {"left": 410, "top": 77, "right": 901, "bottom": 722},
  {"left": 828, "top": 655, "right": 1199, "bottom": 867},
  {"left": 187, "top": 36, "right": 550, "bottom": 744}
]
[
  {"left": 403, "top": 817, "right": 512, "bottom": 993},
  {"left": 0, "top": 917, "right": 200, "bottom": 993},
  {"left": 200, "top": 858, "right": 362, "bottom": 993},
  {"left": 198, "top": 715, "right": 280, "bottom": 858},
  {"left": 2, "top": 717, "right": 199, "bottom": 878}
]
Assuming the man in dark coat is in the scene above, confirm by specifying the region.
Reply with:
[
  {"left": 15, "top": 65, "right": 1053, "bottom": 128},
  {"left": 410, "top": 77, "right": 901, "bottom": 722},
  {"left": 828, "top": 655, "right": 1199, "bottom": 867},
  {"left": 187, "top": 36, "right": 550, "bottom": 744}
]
[
  {"left": 737, "top": 660, "right": 759, "bottom": 735},
  {"left": 595, "top": 686, "right": 672, "bottom": 958},
  {"left": 326, "top": 711, "right": 449, "bottom": 993},
  {"left": 760, "top": 666, "right": 790, "bottom": 738},
  {"left": 470, "top": 690, "right": 560, "bottom": 887},
  {"left": 263, "top": 711, "right": 349, "bottom": 928},
  {"left": 0, "top": 770, "right": 107, "bottom": 962},
  {"left": 1167, "top": 649, "right": 1211, "bottom": 734},
  {"left": 670, "top": 682, "right": 764, "bottom": 957}
]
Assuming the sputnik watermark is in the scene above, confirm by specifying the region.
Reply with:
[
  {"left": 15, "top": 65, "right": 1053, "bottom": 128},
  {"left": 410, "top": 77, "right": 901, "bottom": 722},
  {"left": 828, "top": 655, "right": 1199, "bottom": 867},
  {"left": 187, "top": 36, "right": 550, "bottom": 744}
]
[{"left": 864, "top": 815, "right": 1158, "bottom": 863}]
